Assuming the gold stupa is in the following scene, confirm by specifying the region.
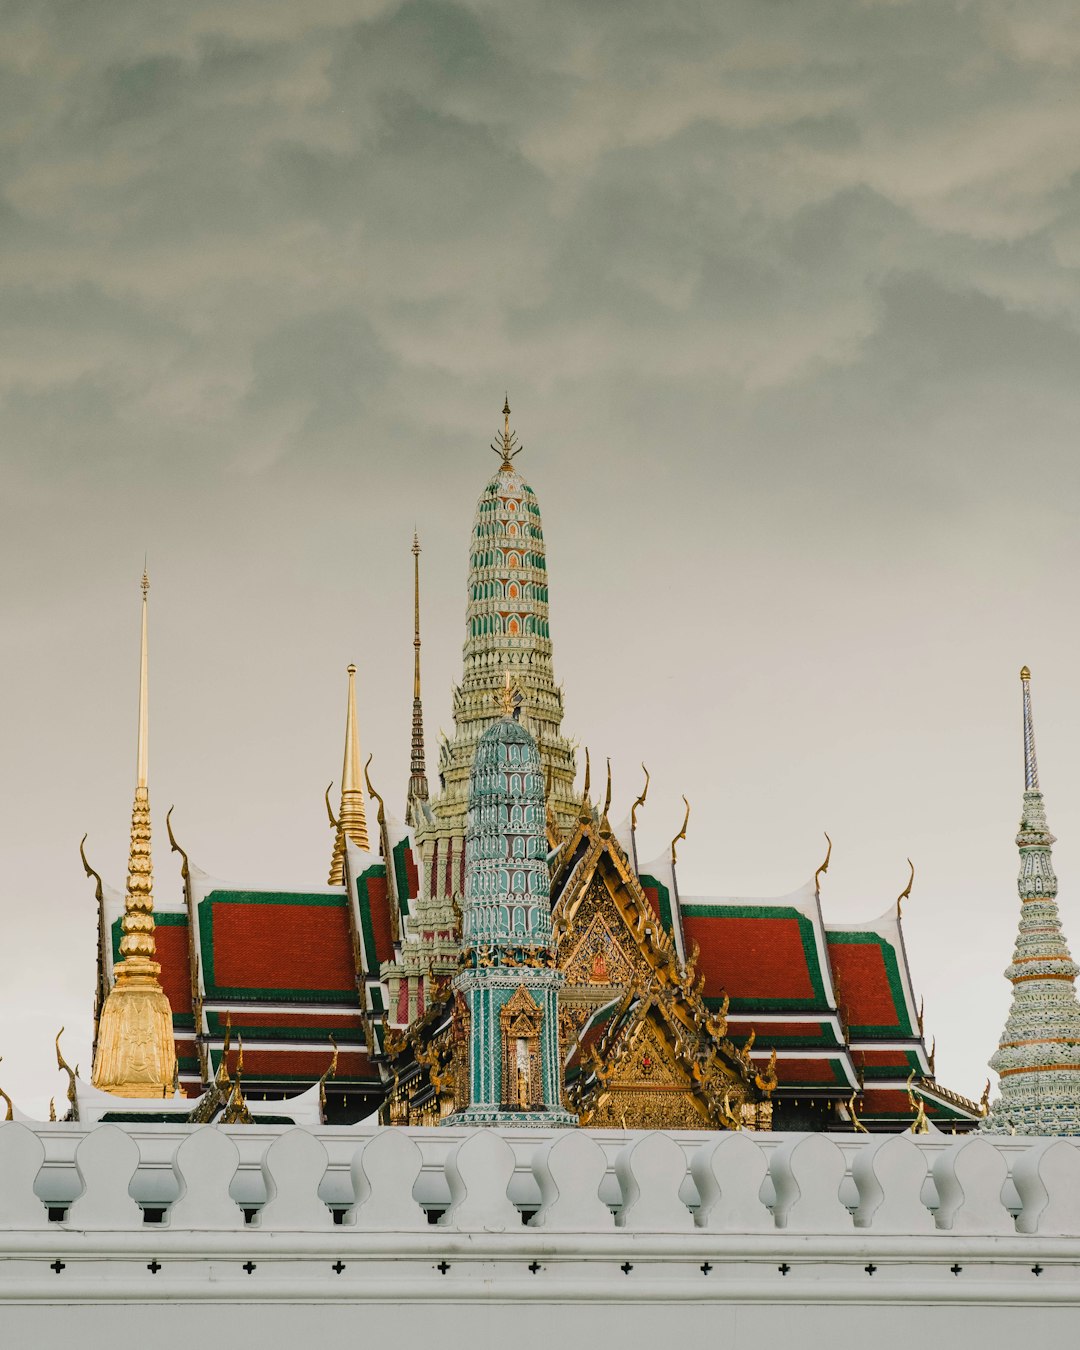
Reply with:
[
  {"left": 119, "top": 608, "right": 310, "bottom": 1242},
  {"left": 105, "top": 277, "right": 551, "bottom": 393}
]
[{"left": 90, "top": 571, "right": 177, "bottom": 1097}]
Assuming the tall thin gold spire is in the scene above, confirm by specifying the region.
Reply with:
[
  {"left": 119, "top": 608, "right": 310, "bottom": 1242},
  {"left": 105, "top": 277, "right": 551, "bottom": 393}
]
[
  {"left": 407, "top": 533, "right": 430, "bottom": 824},
  {"left": 137, "top": 569, "right": 149, "bottom": 788},
  {"left": 329, "top": 663, "right": 370, "bottom": 884},
  {"left": 91, "top": 571, "right": 177, "bottom": 1099}
]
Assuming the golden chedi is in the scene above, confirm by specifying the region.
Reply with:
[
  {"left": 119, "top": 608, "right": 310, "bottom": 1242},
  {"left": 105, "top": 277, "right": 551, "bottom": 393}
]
[{"left": 91, "top": 571, "right": 177, "bottom": 1097}]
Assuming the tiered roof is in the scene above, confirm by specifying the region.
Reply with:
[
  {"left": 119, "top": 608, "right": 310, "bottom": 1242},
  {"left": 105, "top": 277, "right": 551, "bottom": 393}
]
[{"left": 671, "top": 869, "right": 974, "bottom": 1127}]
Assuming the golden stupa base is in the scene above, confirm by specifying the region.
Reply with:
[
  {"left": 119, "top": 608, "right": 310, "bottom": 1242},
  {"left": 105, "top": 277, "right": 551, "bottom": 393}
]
[{"left": 91, "top": 959, "right": 177, "bottom": 1099}]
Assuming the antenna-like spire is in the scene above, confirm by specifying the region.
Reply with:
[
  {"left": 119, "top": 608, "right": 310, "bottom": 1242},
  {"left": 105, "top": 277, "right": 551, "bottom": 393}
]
[
  {"left": 1021, "top": 665, "right": 1039, "bottom": 790},
  {"left": 491, "top": 394, "right": 522, "bottom": 468},
  {"left": 406, "top": 533, "right": 430, "bottom": 824},
  {"left": 983, "top": 666, "right": 1080, "bottom": 1135},
  {"left": 90, "top": 570, "right": 177, "bottom": 1098},
  {"left": 137, "top": 569, "right": 149, "bottom": 788},
  {"left": 329, "top": 664, "right": 370, "bottom": 884}
]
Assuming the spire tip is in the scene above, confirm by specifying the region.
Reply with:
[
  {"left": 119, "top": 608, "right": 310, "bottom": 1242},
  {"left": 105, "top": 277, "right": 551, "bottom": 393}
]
[{"left": 1021, "top": 665, "right": 1031, "bottom": 681}]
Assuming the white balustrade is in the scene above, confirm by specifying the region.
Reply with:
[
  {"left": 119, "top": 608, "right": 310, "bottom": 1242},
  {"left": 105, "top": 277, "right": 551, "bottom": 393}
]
[{"left": 2, "top": 1122, "right": 1080, "bottom": 1241}]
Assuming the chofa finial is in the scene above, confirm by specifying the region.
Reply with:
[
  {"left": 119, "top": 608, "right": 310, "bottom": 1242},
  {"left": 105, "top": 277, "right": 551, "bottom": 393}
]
[
  {"left": 897, "top": 858, "right": 914, "bottom": 917},
  {"left": 671, "top": 796, "right": 690, "bottom": 866}
]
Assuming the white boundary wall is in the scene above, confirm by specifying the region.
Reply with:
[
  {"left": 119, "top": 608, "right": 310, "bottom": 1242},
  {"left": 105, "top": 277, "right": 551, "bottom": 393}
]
[{"left": 3, "top": 1122, "right": 1080, "bottom": 1348}]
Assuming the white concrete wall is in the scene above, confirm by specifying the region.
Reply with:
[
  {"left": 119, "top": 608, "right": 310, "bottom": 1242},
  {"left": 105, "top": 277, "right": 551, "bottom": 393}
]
[{"left": 2, "top": 1122, "right": 1080, "bottom": 1349}]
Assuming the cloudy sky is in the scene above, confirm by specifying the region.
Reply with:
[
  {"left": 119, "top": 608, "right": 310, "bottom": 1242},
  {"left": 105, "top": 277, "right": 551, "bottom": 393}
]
[{"left": 2, "top": 0, "right": 1080, "bottom": 1113}]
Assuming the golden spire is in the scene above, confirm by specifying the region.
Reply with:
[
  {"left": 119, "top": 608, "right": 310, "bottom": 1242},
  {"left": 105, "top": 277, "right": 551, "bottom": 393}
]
[
  {"left": 406, "top": 533, "right": 430, "bottom": 823},
  {"left": 90, "top": 571, "right": 177, "bottom": 1099},
  {"left": 329, "top": 663, "right": 370, "bottom": 884}
]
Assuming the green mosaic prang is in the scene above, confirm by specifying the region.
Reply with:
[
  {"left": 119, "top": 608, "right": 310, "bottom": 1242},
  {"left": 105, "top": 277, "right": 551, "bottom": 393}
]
[{"left": 448, "top": 712, "right": 575, "bottom": 1128}]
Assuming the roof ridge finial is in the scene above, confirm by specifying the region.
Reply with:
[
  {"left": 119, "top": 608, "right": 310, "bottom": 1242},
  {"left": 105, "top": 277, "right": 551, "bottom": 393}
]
[
  {"left": 329, "top": 663, "right": 370, "bottom": 884},
  {"left": 407, "top": 533, "right": 430, "bottom": 824},
  {"left": 90, "top": 571, "right": 177, "bottom": 1099},
  {"left": 491, "top": 394, "right": 521, "bottom": 468},
  {"left": 1021, "top": 665, "right": 1039, "bottom": 792},
  {"left": 671, "top": 795, "right": 690, "bottom": 867}
]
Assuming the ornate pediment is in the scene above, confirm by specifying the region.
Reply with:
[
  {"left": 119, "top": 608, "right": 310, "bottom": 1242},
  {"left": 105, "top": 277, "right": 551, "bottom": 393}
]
[{"left": 559, "top": 881, "right": 640, "bottom": 990}]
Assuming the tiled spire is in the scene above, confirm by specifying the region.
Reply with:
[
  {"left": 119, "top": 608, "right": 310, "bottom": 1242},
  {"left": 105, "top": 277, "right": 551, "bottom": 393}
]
[
  {"left": 983, "top": 667, "right": 1080, "bottom": 1134},
  {"left": 430, "top": 398, "right": 578, "bottom": 834}
]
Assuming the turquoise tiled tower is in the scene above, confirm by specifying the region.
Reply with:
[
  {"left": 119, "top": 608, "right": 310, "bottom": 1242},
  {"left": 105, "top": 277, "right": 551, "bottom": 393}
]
[{"left": 445, "top": 702, "right": 576, "bottom": 1126}]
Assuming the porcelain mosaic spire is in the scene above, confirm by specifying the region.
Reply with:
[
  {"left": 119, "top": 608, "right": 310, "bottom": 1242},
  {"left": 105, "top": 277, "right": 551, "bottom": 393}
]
[
  {"left": 433, "top": 398, "right": 578, "bottom": 834},
  {"left": 983, "top": 667, "right": 1080, "bottom": 1135},
  {"left": 445, "top": 681, "right": 575, "bottom": 1126},
  {"left": 90, "top": 572, "right": 178, "bottom": 1098},
  {"left": 386, "top": 401, "right": 581, "bottom": 1027}
]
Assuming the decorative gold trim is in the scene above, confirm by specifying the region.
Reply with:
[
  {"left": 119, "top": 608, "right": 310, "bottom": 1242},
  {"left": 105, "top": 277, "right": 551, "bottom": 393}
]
[
  {"left": 847, "top": 1089, "right": 868, "bottom": 1133},
  {"left": 166, "top": 805, "right": 206, "bottom": 1086},
  {"left": 55, "top": 1028, "right": 79, "bottom": 1122}
]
